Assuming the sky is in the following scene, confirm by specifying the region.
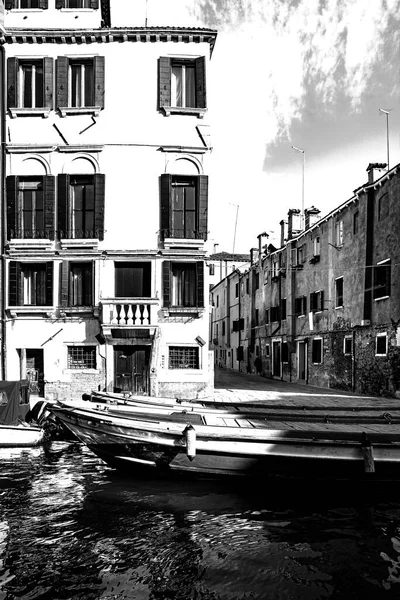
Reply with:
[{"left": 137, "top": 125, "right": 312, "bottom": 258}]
[{"left": 113, "top": 0, "right": 400, "bottom": 254}]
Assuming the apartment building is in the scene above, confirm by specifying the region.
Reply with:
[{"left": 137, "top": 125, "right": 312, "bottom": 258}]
[
  {"left": 1, "top": 0, "right": 217, "bottom": 401},
  {"left": 211, "top": 162, "right": 400, "bottom": 398}
]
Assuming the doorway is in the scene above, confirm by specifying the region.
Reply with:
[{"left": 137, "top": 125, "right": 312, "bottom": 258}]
[
  {"left": 272, "top": 340, "right": 281, "bottom": 378},
  {"left": 21, "top": 349, "right": 44, "bottom": 397},
  {"left": 298, "top": 341, "right": 307, "bottom": 380},
  {"left": 114, "top": 345, "right": 150, "bottom": 395}
]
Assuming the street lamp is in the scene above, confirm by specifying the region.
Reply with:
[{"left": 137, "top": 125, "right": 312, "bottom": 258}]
[
  {"left": 379, "top": 108, "right": 392, "bottom": 170},
  {"left": 291, "top": 145, "right": 305, "bottom": 229}
]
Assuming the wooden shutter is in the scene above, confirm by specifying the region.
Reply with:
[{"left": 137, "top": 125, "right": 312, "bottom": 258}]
[
  {"left": 60, "top": 261, "right": 69, "bottom": 307},
  {"left": 6, "top": 176, "right": 18, "bottom": 240},
  {"left": 56, "top": 56, "right": 69, "bottom": 109},
  {"left": 9, "top": 261, "right": 22, "bottom": 306},
  {"left": 160, "top": 174, "right": 171, "bottom": 239},
  {"left": 198, "top": 175, "right": 208, "bottom": 240},
  {"left": 43, "top": 57, "right": 53, "bottom": 109},
  {"left": 195, "top": 57, "right": 206, "bottom": 109},
  {"left": 310, "top": 292, "right": 315, "bottom": 312},
  {"left": 90, "top": 0, "right": 99, "bottom": 10},
  {"left": 319, "top": 290, "right": 324, "bottom": 311},
  {"left": 45, "top": 262, "right": 53, "bottom": 306},
  {"left": 7, "top": 58, "right": 18, "bottom": 110},
  {"left": 39, "top": 0, "right": 48, "bottom": 8},
  {"left": 162, "top": 261, "right": 171, "bottom": 308},
  {"left": 5, "top": 1, "right": 16, "bottom": 10},
  {"left": 42, "top": 175, "right": 55, "bottom": 240},
  {"left": 158, "top": 57, "right": 171, "bottom": 110},
  {"left": 196, "top": 262, "right": 204, "bottom": 307},
  {"left": 93, "top": 56, "right": 105, "bottom": 108},
  {"left": 94, "top": 174, "right": 105, "bottom": 241},
  {"left": 55, "top": 0, "right": 65, "bottom": 8},
  {"left": 57, "top": 174, "right": 69, "bottom": 238}
]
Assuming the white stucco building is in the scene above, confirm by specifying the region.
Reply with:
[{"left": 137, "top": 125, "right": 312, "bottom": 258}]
[{"left": 1, "top": 0, "right": 217, "bottom": 401}]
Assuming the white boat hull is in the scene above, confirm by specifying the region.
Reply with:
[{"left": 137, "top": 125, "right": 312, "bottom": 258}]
[{"left": 0, "top": 424, "right": 45, "bottom": 448}]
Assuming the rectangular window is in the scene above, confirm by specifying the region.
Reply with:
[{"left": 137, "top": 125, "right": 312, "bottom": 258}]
[
  {"left": 272, "top": 260, "right": 279, "bottom": 278},
  {"left": 335, "top": 277, "right": 344, "bottom": 308},
  {"left": 344, "top": 336, "right": 352, "bottom": 355},
  {"left": 313, "top": 236, "right": 320, "bottom": 256},
  {"left": 237, "top": 346, "right": 244, "bottom": 361},
  {"left": 353, "top": 211, "right": 359, "bottom": 234},
  {"left": 209, "top": 264, "right": 215, "bottom": 276},
  {"left": 270, "top": 306, "right": 280, "bottom": 322},
  {"left": 373, "top": 259, "right": 391, "bottom": 300},
  {"left": 158, "top": 56, "right": 206, "bottom": 116},
  {"left": 376, "top": 334, "right": 387, "bottom": 356},
  {"left": 246, "top": 278, "right": 249, "bottom": 294},
  {"left": 18, "top": 178, "right": 44, "bottom": 238},
  {"left": 280, "top": 299, "right": 287, "bottom": 320},
  {"left": 335, "top": 220, "right": 344, "bottom": 246},
  {"left": 69, "top": 262, "right": 93, "bottom": 306},
  {"left": 70, "top": 175, "right": 94, "bottom": 237},
  {"left": 312, "top": 338, "right": 323, "bottom": 363},
  {"left": 265, "top": 308, "right": 269, "bottom": 324},
  {"left": 66, "top": 0, "right": 91, "bottom": 7},
  {"left": 310, "top": 290, "right": 324, "bottom": 312},
  {"left": 294, "top": 296, "right": 307, "bottom": 316},
  {"left": 255, "top": 309, "right": 259, "bottom": 326},
  {"left": 19, "top": 1, "right": 41, "bottom": 7},
  {"left": 255, "top": 273, "right": 259, "bottom": 289},
  {"left": 160, "top": 174, "right": 208, "bottom": 242},
  {"left": 69, "top": 59, "right": 94, "bottom": 108},
  {"left": 22, "top": 264, "right": 47, "bottom": 305},
  {"left": 19, "top": 60, "right": 44, "bottom": 108},
  {"left": 171, "top": 263, "right": 196, "bottom": 307},
  {"left": 115, "top": 262, "right": 151, "bottom": 298},
  {"left": 169, "top": 346, "right": 199, "bottom": 369},
  {"left": 297, "top": 244, "right": 307, "bottom": 264},
  {"left": 67, "top": 346, "right": 96, "bottom": 369},
  {"left": 378, "top": 193, "right": 389, "bottom": 222},
  {"left": 235, "top": 282, "right": 239, "bottom": 298},
  {"left": 222, "top": 321, "right": 226, "bottom": 336}
]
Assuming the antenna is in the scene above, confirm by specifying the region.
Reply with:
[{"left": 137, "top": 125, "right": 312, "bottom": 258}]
[
  {"left": 379, "top": 108, "right": 392, "bottom": 170},
  {"left": 145, "top": 0, "right": 148, "bottom": 26},
  {"left": 291, "top": 145, "right": 305, "bottom": 229},
  {"left": 229, "top": 203, "right": 239, "bottom": 255}
]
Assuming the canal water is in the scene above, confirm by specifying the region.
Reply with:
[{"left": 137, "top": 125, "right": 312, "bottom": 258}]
[{"left": 1, "top": 442, "right": 400, "bottom": 599}]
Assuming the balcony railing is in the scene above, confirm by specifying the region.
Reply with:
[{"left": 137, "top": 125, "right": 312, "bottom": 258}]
[
  {"left": 161, "top": 228, "right": 207, "bottom": 241},
  {"left": 58, "top": 229, "right": 104, "bottom": 240},
  {"left": 100, "top": 300, "right": 159, "bottom": 326},
  {"left": 10, "top": 229, "right": 54, "bottom": 239}
]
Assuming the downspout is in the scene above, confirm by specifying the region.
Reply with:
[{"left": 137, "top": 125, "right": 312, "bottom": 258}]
[
  {"left": 351, "top": 328, "right": 356, "bottom": 392},
  {"left": 0, "top": 43, "right": 6, "bottom": 380}
]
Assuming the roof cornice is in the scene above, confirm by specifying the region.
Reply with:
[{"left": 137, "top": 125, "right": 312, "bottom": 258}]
[{"left": 2, "top": 26, "right": 218, "bottom": 54}]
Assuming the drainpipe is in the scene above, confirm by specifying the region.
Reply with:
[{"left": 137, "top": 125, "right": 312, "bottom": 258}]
[
  {"left": 351, "top": 329, "right": 356, "bottom": 392},
  {"left": 0, "top": 43, "right": 6, "bottom": 380}
]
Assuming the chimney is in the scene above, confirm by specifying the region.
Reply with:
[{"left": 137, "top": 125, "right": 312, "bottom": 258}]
[
  {"left": 366, "top": 163, "right": 387, "bottom": 184},
  {"left": 280, "top": 220, "right": 287, "bottom": 247},
  {"left": 304, "top": 206, "right": 321, "bottom": 230},
  {"left": 287, "top": 209, "right": 301, "bottom": 239}
]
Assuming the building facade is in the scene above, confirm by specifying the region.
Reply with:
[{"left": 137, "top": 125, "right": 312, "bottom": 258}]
[
  {"left": 1, "top": 1, "right": 217, "bottom": 401},
  {"left": 211, "top": 163, "right": 400, "bottom": 398}
]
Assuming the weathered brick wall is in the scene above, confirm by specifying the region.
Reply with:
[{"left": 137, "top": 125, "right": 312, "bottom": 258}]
[{"left": 45, "top": 373, "right": 103, "bottom": 402}]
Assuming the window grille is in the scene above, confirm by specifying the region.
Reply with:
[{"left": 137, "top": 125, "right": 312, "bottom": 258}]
[
  {"left": 169, "top": 346, "right": 199, "bottom": 369},
  {"left": 67, "top": 346, "right": 96, "bottom": 369}
]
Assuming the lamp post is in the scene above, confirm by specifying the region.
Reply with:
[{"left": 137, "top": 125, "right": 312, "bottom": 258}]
[
  {"left": 229, "top": 203, "right": 239, "bottom": 255},
  {"left": 291, "top": 145, "right": 305, "bottom": 229},
  {"left": 379, "top": 108, "right": 392, "bottom": 170}
]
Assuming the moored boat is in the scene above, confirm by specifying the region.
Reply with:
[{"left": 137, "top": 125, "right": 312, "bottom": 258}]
[
  {"left": 49, "top": 398, "right": 400, "bottom": 481},
  {"left": 0, "top": 380, "right": 45, "bottom": 447}
]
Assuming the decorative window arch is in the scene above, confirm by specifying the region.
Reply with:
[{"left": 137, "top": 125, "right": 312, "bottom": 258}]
[{"left": 62, "top": 154, "right": 99, "bottom": 174}]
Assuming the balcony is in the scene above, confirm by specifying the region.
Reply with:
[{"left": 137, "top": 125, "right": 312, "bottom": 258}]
[
  {"left": 161, "top": 229, "right": 206, "bottom": 250},
  {"left": 100, "top": 299, "right": 160, "bottom": 339}
]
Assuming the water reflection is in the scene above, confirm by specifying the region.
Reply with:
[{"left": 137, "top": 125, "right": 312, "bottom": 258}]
[{"left": 0, "top": 443, "right": 399, "bottom": 599}]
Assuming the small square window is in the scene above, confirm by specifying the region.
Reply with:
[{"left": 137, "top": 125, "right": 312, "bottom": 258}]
[
  {"left": 67, "top": 346, "right": 96, "bottom": 369},
  {"left": 169, "top": 346, "right": 199, "bottom": 369},
  {"left": 376, "top": 334, "right": 387, "bottom": 356}
]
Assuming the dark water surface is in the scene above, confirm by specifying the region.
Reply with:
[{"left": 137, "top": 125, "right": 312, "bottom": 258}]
[{"left": 1, "top": 443, "right": 400, "bottom": 599}]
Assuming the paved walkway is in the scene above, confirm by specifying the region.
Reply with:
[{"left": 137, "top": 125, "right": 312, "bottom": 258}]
[{"left": 212, "top": 367, "right": 396, "bottom": 406}]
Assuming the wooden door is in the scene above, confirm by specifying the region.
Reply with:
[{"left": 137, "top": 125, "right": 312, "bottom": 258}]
[
  {"left": 272, "top": 341, "right": 281, "bottom": 378},
  {"left": 114, "top": 346, "right": 150, "bottom": 395}
]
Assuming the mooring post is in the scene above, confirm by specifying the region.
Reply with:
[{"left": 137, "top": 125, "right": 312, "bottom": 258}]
[{"left": 361, "top": 432, "right": 375, "bottom": 473}]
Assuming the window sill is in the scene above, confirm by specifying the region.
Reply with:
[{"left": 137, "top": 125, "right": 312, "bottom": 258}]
[
  {"left": 6, "top": 307, "right": 54, "bottom": 318},
  {"left": 58, "top": 106, "right": 102, "bottom": 117},
  {"left": 374, "top": 296, "right": 390, "bottom": 302},
  {"left": 163, "top": 307, "right": 204, "bottom": 317},
  {"left": 163, "top": 237, "right": 205, "bottom": 250},
  {"left": 161, "top": 106, "right": 207, "bottom": 118},
  {"left": 60, "top": 238, "right": 99, "bottom": 250},
  {"left": 335, "top": 305, "right": 344, "bottom": 310},
  {"left": 9, "top": 108, "right": 51, "bottom": 118},
  {"left": 8, "top": 238, "right": 53, "bottom": 250}
]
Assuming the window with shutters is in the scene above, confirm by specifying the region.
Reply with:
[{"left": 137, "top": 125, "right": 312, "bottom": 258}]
[
  {"left": 61, "top": 262, "right": 93, "bottom": 307},
  {"left": 8, "top": 261, "right": 53, "bottom": 307},
  {"left": 56, "top": 55, "right": 104, "bottom": 116},
  {"left": 160, "top": 174, "right": 208, "bottom": 243},
  {"left": 5, "top": 0, "right": 48, "bottom": 10},
  {"left": 7, "top": 57, "right": 53, "bottom": 116},
  {"left": 56, "top": 0, "right": 98, "bottom": 8},
  {"left": 310, "top": 290, "right": 324, "bottom": 313},
  {"left": 158, "top": 56, "right": 206, "bottom": 117},
  {"left": 7, "top": 175, "right": 55, "bottom": 241},
  {"left": 373, "top": 259, "right": 391, "bottom": 300},
  {"left": 294, "top": 295, "right": 307, "bottom": 316},
  {"left": 163, "top": 261, "right": 204, "bottom": 311},
  {"left": 57, "top": 174, "right": 105, "bottom": 241}
]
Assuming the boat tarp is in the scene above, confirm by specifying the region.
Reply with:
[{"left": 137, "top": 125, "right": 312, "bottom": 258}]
[{"left": 0, "top": 381, "right": 28, "bottom": 426}]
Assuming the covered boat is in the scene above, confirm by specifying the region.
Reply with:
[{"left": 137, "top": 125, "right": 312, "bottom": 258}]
[
  {"left": 49, "top": 398, "right": 400, "bottom": 481},
  {"left": 0, "top": 380, "right": 45, "bottom": 447}
]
